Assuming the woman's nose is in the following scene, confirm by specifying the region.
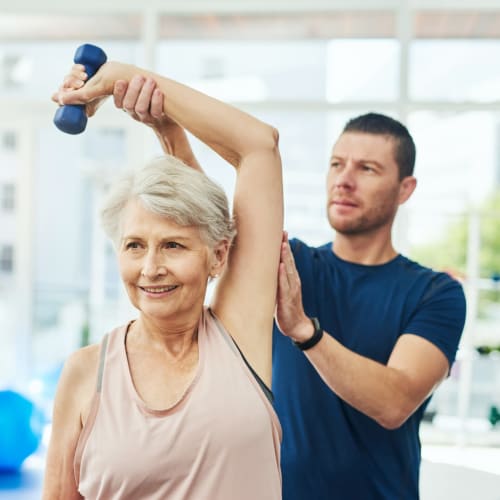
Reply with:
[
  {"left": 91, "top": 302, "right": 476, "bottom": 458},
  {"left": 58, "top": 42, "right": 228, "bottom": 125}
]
[{"left": 141, "top": 251, "right": 167, "bottom": 278}]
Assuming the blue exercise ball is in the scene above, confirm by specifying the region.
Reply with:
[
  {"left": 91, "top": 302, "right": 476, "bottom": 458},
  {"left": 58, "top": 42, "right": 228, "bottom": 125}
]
[{"left": 0, "top": 390, "right": 43, "bottom": 472}]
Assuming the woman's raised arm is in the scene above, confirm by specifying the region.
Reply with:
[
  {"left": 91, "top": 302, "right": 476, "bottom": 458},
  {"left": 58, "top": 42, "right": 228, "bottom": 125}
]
[{"left": 56, "top": 61, "right": 284, "bottom": 385}]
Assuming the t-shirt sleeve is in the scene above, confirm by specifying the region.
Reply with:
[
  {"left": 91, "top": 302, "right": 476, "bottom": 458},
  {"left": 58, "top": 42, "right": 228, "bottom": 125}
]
[
  {"left": 289, "top": 237, "right": 302, "bottom": 255},
  {"left": 404, "top": 273, "right": 466, "bottom": 368}
]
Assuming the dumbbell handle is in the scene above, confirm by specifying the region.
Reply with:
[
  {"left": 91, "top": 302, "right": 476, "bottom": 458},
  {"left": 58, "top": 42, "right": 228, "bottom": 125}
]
[{"left": 53, "top": 44, "right": 107, "bottom": 135}]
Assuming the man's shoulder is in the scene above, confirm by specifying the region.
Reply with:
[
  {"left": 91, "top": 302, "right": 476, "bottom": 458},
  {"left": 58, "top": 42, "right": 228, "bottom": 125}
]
[
  {"left": 398, "top": 255, "right": 466, "bottom": 303},
  {"left": 289, "top": 237, "right": 331, "bottom": 257},
  {"left": 399, "top": 254, "right": 462, "bottom": 282}
]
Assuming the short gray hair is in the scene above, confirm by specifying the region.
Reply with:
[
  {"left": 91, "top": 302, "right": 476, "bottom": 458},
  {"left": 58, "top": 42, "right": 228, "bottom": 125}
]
[{"left": 100, "top": 156, "right": 236, "bottom": 247}]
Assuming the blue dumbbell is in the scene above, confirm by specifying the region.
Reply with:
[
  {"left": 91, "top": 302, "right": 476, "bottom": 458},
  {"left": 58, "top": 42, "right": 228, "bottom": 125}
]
[{"left": 53, "top": 44, "right": 107, "bottom": 135}]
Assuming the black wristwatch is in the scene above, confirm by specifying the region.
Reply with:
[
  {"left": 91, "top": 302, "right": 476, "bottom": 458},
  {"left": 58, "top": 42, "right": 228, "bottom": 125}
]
[{"left": 293, "top": 317, "right": 323, "bottom": 351}]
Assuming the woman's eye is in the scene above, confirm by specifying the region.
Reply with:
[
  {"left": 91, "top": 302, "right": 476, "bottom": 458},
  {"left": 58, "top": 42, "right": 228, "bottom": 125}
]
[{"left": 165, "top": 242, "right": 182, "bottom": 249}]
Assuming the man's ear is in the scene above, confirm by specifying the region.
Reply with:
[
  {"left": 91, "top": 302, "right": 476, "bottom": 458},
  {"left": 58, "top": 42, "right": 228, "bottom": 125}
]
[
  {"left": 210, "top": 240, "right": 230, "bottom": 278},
  {"left": 398, "top": 176, "right": 417, "bottom": 205}
]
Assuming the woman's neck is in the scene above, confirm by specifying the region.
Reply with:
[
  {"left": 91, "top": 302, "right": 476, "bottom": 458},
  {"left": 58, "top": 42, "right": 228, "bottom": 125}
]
[{"left": 129, "top": 314, "right": 199, "bottom": 361}]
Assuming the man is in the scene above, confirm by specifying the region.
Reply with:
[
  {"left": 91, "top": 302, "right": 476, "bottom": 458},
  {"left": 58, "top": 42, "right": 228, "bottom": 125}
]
[
  {"left": 108, "top": 78, "right": 465, "bottom": 499},
  {"left": 273, "top": 113, "right": 466, "bottom": 499}
]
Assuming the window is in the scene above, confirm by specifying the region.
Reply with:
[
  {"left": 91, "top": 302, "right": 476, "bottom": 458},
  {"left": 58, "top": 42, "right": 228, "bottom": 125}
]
[
  {"left": 0, "top": 40, "right": 141, "bottom": 99},
  {"left": 83, "top": 127, "right": 126, "bottom": 162},
  {"left": 1, "top": 184, "right": 14, "bottom": 211},
  {"left": 410, "top": 40, "right": 500, "bottom": 102},
  {"left": 1, "top": 53, "right": 32, "bottom": 89},
  {"left": 0, "top": 245, "right": 13, "bottom": 272},
  {"left": 326, "top": 39, "right": 399, "bottom": 102},
  {"left": 407, "top": 110, "right": 500, "bottom": 252},
  {"left": 158, "top": 40, "right": 328, "bottom": 102},
  {"left": 2, "top": 130, "right": 16, "bottom": 151}
]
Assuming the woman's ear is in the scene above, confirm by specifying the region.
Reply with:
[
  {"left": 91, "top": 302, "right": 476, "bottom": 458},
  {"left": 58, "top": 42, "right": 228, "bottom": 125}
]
[{"left": 210, "top": 240, "right": 230, "bottom": 278}]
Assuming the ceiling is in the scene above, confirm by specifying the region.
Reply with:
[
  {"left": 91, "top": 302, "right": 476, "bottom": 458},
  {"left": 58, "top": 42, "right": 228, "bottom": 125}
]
[{"left": 1, "top": 1, "right": 500, "bottom": 40}]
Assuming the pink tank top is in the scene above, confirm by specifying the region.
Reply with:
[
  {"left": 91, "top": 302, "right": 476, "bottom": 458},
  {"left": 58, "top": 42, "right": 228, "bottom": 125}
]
[{"left": 73, "top": 308, "right": 282, "bottom": 499}]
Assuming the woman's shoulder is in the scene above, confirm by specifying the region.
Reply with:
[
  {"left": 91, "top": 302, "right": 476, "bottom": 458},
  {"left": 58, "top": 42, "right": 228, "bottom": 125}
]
[
  {"left": 65, "top": 343, "right": 100, "bottom": 376},
  {"left": 64, "top": 326, "right": 124, "bottom": 375},
  {"left": 47, "top": 342, "right": 103, "bottom": 435},
  {"left": 58, "top": 342, "right": 103, "bottom": 407}
]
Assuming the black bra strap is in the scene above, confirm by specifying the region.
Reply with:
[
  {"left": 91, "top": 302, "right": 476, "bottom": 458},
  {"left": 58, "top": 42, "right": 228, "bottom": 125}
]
[{"left": 208, "top": 309, "right": 274, "bottom": 404}]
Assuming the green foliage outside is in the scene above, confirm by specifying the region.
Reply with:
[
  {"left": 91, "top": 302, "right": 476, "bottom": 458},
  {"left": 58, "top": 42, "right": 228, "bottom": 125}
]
[
  {"left": 80, "top": 321, "right": 90, "bottom": 347},
  {"left": 410, "top": 190, "right": 500, "bottom": 319},
  {"left": 410, "top": 214, "right": 468, "bottom": 276}
]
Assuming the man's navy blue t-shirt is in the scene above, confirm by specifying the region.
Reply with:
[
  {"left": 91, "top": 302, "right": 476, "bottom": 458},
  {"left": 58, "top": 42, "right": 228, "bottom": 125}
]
[{"left": 272, "top": 239, "right": 466, "bottom": 500}]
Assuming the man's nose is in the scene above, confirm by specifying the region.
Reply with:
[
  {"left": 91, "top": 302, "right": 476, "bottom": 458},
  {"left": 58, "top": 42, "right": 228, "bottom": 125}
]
[{"left": 334, "top": 163, "right": 356, "bottom": 189}]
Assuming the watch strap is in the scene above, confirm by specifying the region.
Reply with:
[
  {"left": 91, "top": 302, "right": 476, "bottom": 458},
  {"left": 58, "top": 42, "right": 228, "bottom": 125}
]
[{"left": 293, "top": 317, "right": 323, "bottom": 351}]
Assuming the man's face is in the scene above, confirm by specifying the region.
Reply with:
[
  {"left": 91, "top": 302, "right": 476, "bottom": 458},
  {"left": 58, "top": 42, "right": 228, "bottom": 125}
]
[{"left": 326, "top": 132, "right": 408, "bottom": 235}]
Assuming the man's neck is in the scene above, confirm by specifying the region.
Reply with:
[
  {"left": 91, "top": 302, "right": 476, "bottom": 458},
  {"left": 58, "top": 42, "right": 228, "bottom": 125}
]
[{"left": 331, "top": 231, "right": 398, "bottom": 266}]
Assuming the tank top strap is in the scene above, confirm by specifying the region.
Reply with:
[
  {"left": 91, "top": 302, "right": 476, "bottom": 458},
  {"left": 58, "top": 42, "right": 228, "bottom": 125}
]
[
  {"left": 73, "top": 331, "right": 111, "bottom": 486},
  {"left": 96, "top": 333, "right": 109, "bottom": 393}
]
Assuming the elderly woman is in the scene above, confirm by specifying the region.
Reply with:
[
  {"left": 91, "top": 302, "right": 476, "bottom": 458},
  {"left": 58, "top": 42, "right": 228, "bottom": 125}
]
[{"left": 43, "top": 61, "right": 283, "bottom": 499}]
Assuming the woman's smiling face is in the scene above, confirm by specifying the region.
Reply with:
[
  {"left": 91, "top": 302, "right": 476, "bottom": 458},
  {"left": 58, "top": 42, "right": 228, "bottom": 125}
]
[{"left": 117, "top": 199, "right": 217, "bottom": 323}]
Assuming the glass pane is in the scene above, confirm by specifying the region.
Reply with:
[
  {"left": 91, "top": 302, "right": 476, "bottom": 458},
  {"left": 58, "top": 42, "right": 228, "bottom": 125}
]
[
  {"left": 0, "top": 244, "right": 13, "bottom": 272},
  {"left": 1, "top": 183, "right": 15, "bottom": 211},
  {"left": 477, "top": 287, "right": 500, "bottom": 340},
  {"left": 157, "top": 40, "right": 328, "bottom": 101},
  {"left": 237, "top": 107, "right": 397, "bottom": 245},
  {"left": 0, "top": 41, "right": 141, "bottom": 100},
  {"left": 184, "top": 107, "right": 333, "bottom": 245},
  {"left": 0, "top": 127, "right": 17, "bottom": 284},
  {"left": 406, "top": 111, "right": 499, "bottom": 257},
  {"left": 426, "top": 353, "right": 500, "bottom": 420},
  {"left": 254, "top": 108, "right": 332, "bottom": 245},
  {"left": 406, "top": 110, "right": 500, "bottom": 357},
  {"left": 30, "top": 124, "right": 128, "bottom": 369},
  {"left": 410, "top": 40, "right": 500, "bottom": 102},
  {"left": 326, "top": 39, "right": 399, "bottom": 102}
]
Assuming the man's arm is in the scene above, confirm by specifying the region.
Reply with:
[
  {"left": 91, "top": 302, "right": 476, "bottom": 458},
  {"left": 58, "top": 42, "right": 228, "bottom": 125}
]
[
  {"left": 300, "top": 329, "right": 448, "bottom": 430},
  {"left": 276, "top": 233, "right": 460, "bottom": 430}
]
